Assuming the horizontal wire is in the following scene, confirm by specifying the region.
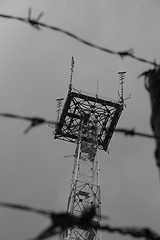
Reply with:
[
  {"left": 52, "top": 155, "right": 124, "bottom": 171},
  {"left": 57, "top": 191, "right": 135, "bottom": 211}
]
[
  {"left": 0, "top": 202, "right": 159, "bottom": 240},
  {"left": 115, "top": 128, "right": 157, "bottom": 139},
  {"left": 0, "top": 113, "right": 55, "bottom": 134},
  {"left": 98, "top": 224, "right": 160, "bottom": 240},
  {"left": 0, "top": 11, "right": 159, "bottom": 68},
  {"left": 0, "top": 112, "right": 156, "bottom": 139}
]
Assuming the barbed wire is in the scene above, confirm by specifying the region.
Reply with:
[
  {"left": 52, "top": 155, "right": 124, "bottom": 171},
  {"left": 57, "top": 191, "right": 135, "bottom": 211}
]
[
  {"left": 0, "top": 202, "right": 159, "bottom": 240},
  {"left": 115, "top": 128, "right": 157, "bottom": 139},
  {"left": 0, "top": 113, "right": 156, "bottom": 139},
  {"left": 0, "top": 9, "right": 159, "bottom": 68},
  {"left": 0, "top": 113, "right": 155, "bottom": 139},
  {"left": 0, "top": 113, "right": 56, "bottom": 134}
]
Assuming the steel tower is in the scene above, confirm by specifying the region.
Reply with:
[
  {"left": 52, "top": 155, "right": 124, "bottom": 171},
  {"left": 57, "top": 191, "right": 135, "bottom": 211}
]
[{"left": 53, "top": 63, "right": 124, "bottom": 240}]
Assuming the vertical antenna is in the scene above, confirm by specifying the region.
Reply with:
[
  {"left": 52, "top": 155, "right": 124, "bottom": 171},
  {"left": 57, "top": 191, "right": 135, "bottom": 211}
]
[
  {"left": 56, "top": 98, "right": 64, "bottom": 123},
  {"left": 69, "top": 56, "right": 75, "bottom": 93},
  {"left": 96, "top": 80, "right": 99, "bottom": 98},
  {"left": 118, "top": 71, "right": 126, "bottom": 104}
]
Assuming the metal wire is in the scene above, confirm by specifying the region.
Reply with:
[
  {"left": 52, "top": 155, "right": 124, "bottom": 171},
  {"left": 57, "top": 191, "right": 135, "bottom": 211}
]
[
  {"left": 0, "top": 10, "right": 159, "bottom": 68},
  {"left": 115, "top": 128, "right": 157, "bottom": 139},
  {"left": 0, "top": 113, "right": 55, "bottom": 134},
  {"left": 0, "top": 113, "right": 156, "bottom": 139},
  {"left": 0, "top": 202, "right": 159, "bottom": 240}
]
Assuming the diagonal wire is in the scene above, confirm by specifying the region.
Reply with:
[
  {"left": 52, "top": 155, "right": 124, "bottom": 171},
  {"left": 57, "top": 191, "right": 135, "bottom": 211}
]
[
  {"left": 98, "top": 224, "right": 160, "bottom": 240},
  {"left": 0, "top": 202, "right": 51, "bottom": 215},
  {"left": 0, "top": 202, "right": 98, "bottom": 238},
  {"left": 0, "top": 202, "right": 159, "bottom": 240},
  {"left": 0, "top": 10, "right": 159, "bottom": 67},
  {"left": 0, "top": 201, "right": 77, "bottom": 238},
  {"left": 0, "top": 113, "right": 56, "bottom": 134}
]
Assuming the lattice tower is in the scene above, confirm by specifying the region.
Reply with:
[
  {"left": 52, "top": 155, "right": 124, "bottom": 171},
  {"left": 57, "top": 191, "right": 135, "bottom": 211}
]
[{"left": 54, "top": 88, "right": 124, "bottom": 240}]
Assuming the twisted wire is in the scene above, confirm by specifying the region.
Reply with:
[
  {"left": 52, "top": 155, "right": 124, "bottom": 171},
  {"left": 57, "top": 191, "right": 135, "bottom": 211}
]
[
  {"left": 0, "top": 202, "right": 159, "bottom": 240},
  {"left": 0, "top": 113, "right": 156, "bottom": 139},
  {"left": 0, "top": 11, "right": 159, "bottom": 68}
]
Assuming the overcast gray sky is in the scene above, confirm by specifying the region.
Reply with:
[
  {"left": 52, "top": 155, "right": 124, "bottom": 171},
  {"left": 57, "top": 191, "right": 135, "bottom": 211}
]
[{"left": 0, "top": 1, "right": 160, "bottom": 240}]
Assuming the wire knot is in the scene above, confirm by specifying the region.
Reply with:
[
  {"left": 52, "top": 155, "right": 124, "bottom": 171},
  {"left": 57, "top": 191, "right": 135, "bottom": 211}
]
[{"left": 27, "top": 7, "right": 44, "bottom": 30}]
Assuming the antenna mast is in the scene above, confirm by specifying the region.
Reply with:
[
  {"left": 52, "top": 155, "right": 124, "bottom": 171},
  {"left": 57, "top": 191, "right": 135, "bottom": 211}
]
[
  {"left": 96, "top": 80, "right": 99, "bottom": 98},
  {"left": 56, "top": 98, "right": 64, "bottom": 123},
  {"left": 118, "top": 71, "right": 126, "bottom": 104},
  {"left": 69, "top": 56, "right": 75, "bottom": 93}
]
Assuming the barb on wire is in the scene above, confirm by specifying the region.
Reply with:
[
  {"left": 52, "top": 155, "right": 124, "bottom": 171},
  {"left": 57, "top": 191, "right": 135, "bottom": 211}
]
[
  {"left": 0, "top": 202, "right": 99, "bottom": 238},
  {"left": 115, "top": 128, "right": 157, "bottom": 139},
  {"left": 27, "top": 7, "right": 44, "bottom": 30},
  {"left": 0, "top": 11, "right": 159, "bottom": 68},
  {"left": 0, "top": 202, "right": 159, "bottom": 240},
  {"left": 0, "top": 201, "right": 77, "bottom": 237},
  {"left": 0, "top": 113, "right": 56, "bottom": 134},
  {"left": 118, "top": 48, "right": 134, "bottom": 59}
]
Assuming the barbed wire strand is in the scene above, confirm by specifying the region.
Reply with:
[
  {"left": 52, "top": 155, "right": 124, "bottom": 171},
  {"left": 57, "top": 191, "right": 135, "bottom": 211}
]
[
  {"left": 0, "top": 202, "right": 159, "bottom": 240},
  {"left": 114, "top": 128, "right": 157, "bottom": 139},
  {"left": 0, "top": 113, "right": 56, "bottom": 134},
  {"left": 0, "top": 113, "right": 156, "bottom": 139},
  {"left": 0, "top": 11, "right": 159, "bottom": 68}
]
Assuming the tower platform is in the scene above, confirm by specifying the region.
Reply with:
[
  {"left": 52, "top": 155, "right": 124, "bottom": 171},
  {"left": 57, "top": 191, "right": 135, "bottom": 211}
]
[{"left": 54, "top": 89, "right": 123, "bottom": 151}]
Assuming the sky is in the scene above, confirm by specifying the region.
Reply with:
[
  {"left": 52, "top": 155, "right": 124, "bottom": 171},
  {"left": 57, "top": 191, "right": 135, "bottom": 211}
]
[{"left": 0, "top": 0, "right": 160, "bottom": 240}]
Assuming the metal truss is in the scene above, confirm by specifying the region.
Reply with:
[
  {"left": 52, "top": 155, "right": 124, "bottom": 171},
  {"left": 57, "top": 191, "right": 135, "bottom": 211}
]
[
  {"left": 65, "top": 119, "right": 101, "bottom": 240},
  {"left": 54, "top": 90, "right": 123, "bottom": 151}
]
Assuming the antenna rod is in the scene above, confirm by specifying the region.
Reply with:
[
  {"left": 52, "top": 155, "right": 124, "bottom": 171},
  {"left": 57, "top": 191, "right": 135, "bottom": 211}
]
[
  {"left": 96, "top": 80, "right": 99, "bottom": 98},
  {"left": 118, "top": 71, "right": 126, "bottom": 104},
  {"left": 56, "top": 98, "right": 64, "bottom": 123},
  {"left": 69, "top": 56, "right": 75, "bottom": 92}
]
